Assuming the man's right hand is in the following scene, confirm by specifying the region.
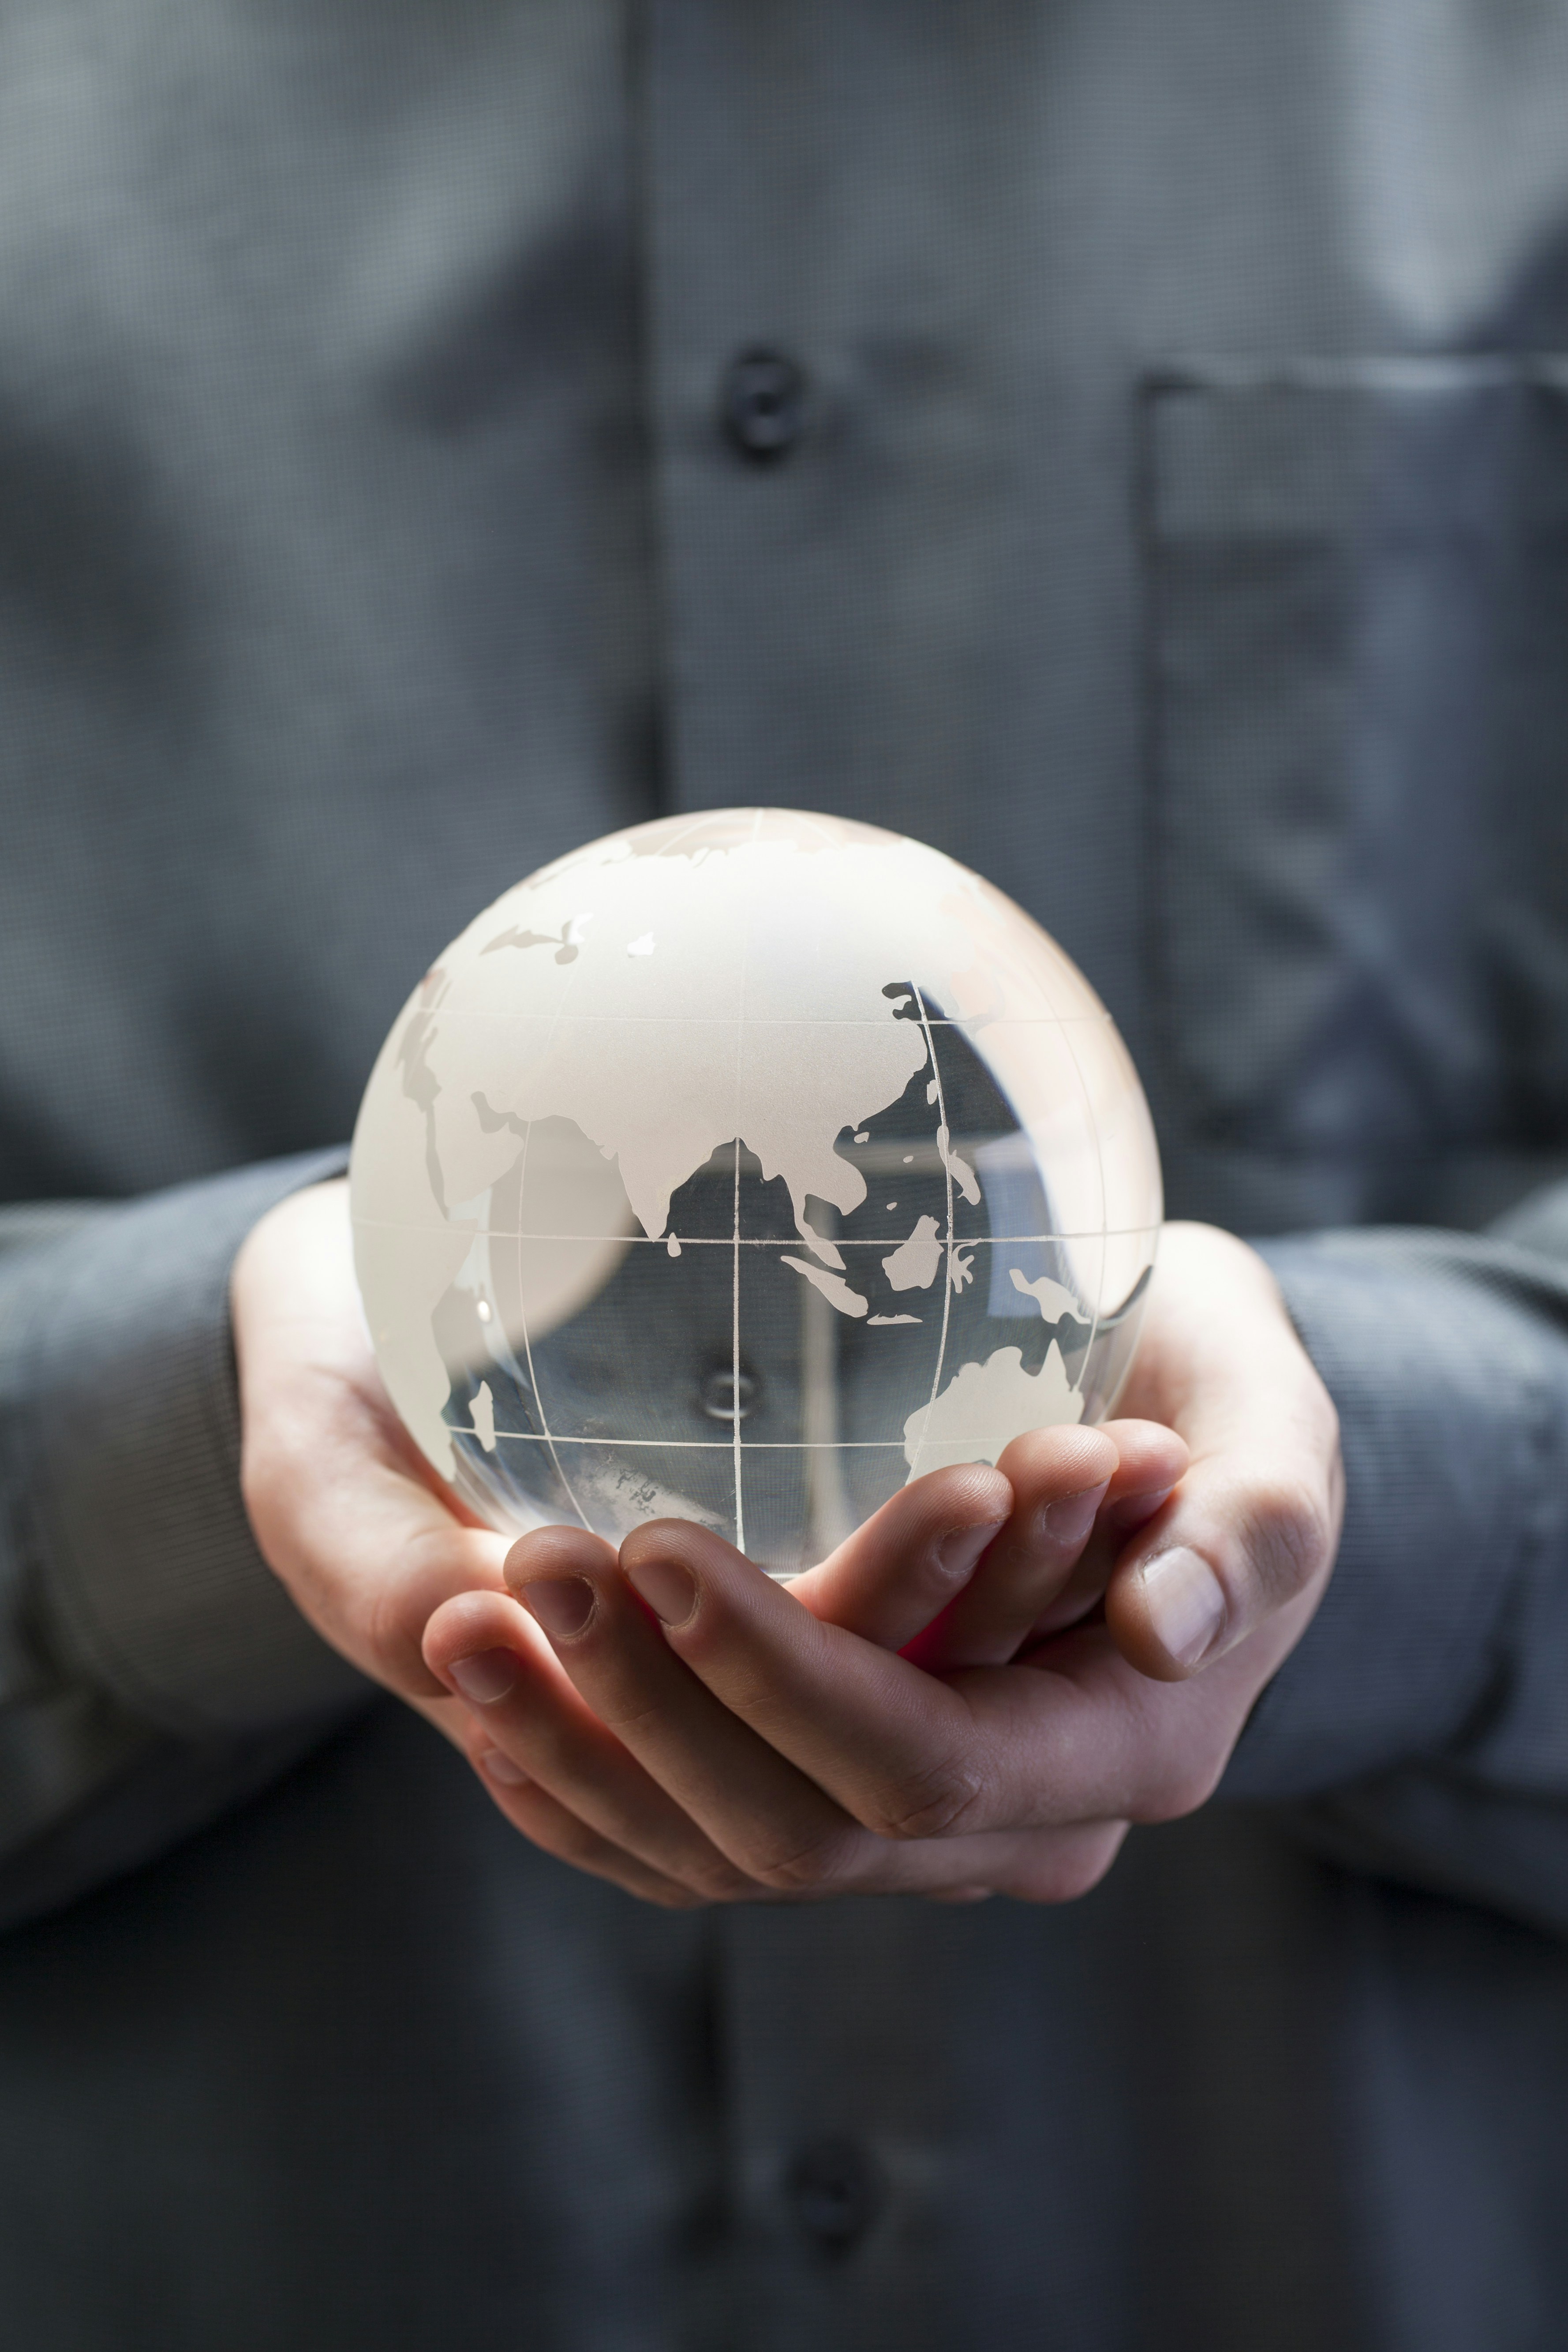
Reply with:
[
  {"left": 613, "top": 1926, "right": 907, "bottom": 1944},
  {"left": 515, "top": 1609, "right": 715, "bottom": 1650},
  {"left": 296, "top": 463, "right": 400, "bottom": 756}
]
[{"left": 230, "top": 1178, "right": 519, "bottom": 1746}]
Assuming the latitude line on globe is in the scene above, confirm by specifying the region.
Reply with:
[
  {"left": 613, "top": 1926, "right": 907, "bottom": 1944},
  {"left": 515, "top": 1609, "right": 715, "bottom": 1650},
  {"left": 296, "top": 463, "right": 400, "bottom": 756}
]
[
  {"left": 484, "top": 1435, "right": 918, "bottom": 1449},
  {"left": 357, "top": 1220, "right": 1158, "bottom": 1246},
  {"left": 434, "top": 1008, "right": 1112, "bottom": 1026}
]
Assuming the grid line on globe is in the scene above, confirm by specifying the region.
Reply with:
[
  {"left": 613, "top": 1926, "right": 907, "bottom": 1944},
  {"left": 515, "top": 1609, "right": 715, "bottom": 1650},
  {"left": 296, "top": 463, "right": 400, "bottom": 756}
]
[{"left": 351, "top": 808, "right": 1163, "bottom": 1577}]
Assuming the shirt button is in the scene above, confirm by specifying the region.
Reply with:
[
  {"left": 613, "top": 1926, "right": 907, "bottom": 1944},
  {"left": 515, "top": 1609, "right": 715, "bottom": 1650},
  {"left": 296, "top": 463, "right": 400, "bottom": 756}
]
[
  {"left": 721, "top": 347, "right": 808, "bottom": 461},
  {"left": 784, "top": 2136, "right": 885, "bottom": 2254}
]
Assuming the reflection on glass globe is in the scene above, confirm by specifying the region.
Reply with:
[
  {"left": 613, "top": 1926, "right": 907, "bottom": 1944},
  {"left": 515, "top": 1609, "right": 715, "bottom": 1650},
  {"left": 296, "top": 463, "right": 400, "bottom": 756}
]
[{"left": 350, "top": 809, "right": 1163, "bottom": 1576}]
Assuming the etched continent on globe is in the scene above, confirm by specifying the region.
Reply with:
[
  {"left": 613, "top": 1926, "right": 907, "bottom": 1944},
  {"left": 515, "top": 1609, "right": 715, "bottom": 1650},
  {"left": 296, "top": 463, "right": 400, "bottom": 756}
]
[{"left": 350, "top": 809, "right": 1163, "bottom": 1574}]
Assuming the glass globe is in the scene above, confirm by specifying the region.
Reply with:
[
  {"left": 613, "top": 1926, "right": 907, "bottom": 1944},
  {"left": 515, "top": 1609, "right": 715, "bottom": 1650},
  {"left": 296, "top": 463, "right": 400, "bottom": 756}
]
[{"left": 350, "top": 809, "right": 1163, "bottom": 1575}]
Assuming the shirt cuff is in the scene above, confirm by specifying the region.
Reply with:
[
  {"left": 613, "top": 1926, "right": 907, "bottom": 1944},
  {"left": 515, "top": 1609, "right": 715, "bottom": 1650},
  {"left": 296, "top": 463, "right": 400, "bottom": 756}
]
[
  {"left": 17, "top": 1152, "right": 371, "bottom": 1739},
  {"left": 1221, "top": 1229, "right": 1566, "bottom": 1800}
]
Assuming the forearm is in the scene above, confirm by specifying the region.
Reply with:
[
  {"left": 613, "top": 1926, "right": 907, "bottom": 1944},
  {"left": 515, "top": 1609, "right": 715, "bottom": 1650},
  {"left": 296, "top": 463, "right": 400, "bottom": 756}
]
[
  {"left": 1223, "top": 1212, "right": 1568, "bottom": 1926},
  {"left": 0, "top": 1157, "right": 369, "bottom": 1923}
]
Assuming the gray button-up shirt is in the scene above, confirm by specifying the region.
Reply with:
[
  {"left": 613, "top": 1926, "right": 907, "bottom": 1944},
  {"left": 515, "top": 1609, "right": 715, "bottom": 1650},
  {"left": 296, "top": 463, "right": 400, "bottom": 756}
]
[{"left": 4, "top": 4, "right": 1568, "bottom": 2345}]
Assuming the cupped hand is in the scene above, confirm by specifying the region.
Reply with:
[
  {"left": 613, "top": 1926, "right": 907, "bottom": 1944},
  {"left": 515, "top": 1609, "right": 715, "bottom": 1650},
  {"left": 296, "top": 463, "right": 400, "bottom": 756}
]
[
  {"left": 231, "top": 1178, "right": 513, "bottom": 1741},
  {"left": 421, "top": 1222, "right": 1344, "bottom": 1908},
  {"left": 228, "top": 1175, "right": 1147, "bottom": 1772}
]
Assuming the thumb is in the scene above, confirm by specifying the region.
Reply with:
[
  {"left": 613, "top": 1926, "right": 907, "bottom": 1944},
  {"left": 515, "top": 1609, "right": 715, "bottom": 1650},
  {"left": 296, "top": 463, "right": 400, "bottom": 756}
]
[
  {"left": 1105, "top": 1435, "right": 1342, "bottom": 1682},
  {"left": 1103, "top": 1221, "right": 1343, "bottom": 1681}
]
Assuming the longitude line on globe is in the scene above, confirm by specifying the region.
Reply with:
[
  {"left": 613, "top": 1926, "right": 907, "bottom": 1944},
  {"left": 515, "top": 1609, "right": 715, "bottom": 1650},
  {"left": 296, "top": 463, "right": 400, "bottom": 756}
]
[
  {"left": 506, "top": 890, "right": 594, "bottom": 1532},
  {"left": 791, "top": 808, "right": 844, "bottom": 851},
  {"left": 908, "top": 984, "right": 955, "bottom": 1484},
  {"left": 732, "top": 1135, "right": 744, "bottom": 1555},
  {"left": 649, "top": 808, "right": 726, "bottom": 860},
  {"left": 729, "top": 808, "right": 765, "bottom": 1553},
  {"left": 1023, "top": 940, "right": 1109, "bottom": 1409},
  {"left": 507, "top": 1152, "right": 590, "bottom": 1529},
  {"left": 1054, "top": 1015, "right": 1111, "bottom": 1404}
]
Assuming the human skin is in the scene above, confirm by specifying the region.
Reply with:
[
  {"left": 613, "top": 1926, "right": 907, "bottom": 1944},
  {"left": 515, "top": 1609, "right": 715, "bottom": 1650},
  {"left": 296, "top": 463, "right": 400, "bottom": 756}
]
[{"left": 234, "top": 1181, "right": 1342, "bottom": 1907}]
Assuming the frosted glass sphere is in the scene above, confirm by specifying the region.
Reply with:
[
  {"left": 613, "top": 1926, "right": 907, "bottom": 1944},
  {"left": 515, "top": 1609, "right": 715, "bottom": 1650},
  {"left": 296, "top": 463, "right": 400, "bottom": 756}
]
[{"left": 350, "top": 810, "right": 1162, "bottom": 1575}]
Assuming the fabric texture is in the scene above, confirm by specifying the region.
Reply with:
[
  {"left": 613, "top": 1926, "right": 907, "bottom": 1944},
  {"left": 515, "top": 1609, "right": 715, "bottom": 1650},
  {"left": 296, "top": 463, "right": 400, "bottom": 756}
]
[
  {"left": 18, "top": 1154, "right": 363, "bottom": 1736},
  {"left": 1239, "top": 1230, "right": 1568, "bottom": 1933},
  {"left": 4, "top": 0, "right": 1568, "bottom": 2345}
]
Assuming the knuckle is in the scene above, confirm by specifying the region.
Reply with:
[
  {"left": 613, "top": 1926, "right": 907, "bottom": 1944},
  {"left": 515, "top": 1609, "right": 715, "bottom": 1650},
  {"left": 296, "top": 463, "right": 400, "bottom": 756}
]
[
  {"left": 520, "top": 1811, "right": 687, "bottom": 1913},
  {"left": 593, "top": 1695, "right": 666, "bottom": 1748},
  {"left": 1128, "top": 1749, "right": 1226, "bottom": 1826},
  {"left": 362, "top": 1581, "right": 429, "bottom": 1695},
  {"left": 1008, "top": 1829, "right": 1126, "bottom": 1905},
  {"left": 688, "top": 1853, "right": 760, "bottom": 1905},
  {"left": 863, "top": 1753, "right": 987, "bottom": 1843},
  {"left": 1044, "top": 1852, "right": 1116, "bottom": 1905},
  {"left": 1239, "top": 1475, "right": 1333, "bottom": 1606},
  {"left": 546, "top": 1816, "right": 601, "bottom": 1869},
  {"left": 525, "top": 1812, "right": 606, "bottom": 1880},
  {"left": 741, "top": 1821, "right": 864, "bottom": 1893}
]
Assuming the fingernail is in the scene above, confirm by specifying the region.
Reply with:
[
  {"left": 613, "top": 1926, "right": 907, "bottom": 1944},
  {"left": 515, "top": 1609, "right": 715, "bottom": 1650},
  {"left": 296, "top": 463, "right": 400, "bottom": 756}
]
[
  {"left": 1106, "top": 1482, "right": 1179, "bottom": 1530},
  {"left": 936, "top": 1519, "right": 1006, "bottom": 1581},
  {"left": 623, "top": 1554, "right": 698, "bottom": 1628},
  {"left": 1040, "top": 1486, "right": 1106, "bottom": 1548},
  {"left": 478, "top": 1748, "right": 529, "bottom": 1787},
  {"left": 448, "top": 1648, "right": 522, "bottom": 1705},
  {"left": 519, "top": 1578, "right": 596, "bottom": 1640},
  {"left": 1138, "top": 1547, "right": 1226, "bottom": 1668}
]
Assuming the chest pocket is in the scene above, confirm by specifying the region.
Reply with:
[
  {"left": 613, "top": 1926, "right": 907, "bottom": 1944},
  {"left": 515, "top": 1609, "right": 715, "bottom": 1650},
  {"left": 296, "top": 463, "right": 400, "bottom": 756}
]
[{"left": 1146, "top": 359, "right": 1568, "bottom": 1217}]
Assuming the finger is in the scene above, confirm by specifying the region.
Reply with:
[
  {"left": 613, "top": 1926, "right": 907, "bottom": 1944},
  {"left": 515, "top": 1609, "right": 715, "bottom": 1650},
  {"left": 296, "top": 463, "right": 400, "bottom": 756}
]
[
  {"left": 1106, "top": 1448, "right": 1339, "bottom": 1682},
  {"left": 260, "top": 1421, "right": 516, "bottom": 1699},
  {"left": 446, "top": 1536, "right": 1151, "bottom": 1898},
  {"left": 437, "top": 1575, "right": 1130, "bottom": 1903},
  {"left": 406, "top": 1687, "right": 487, "bottom": 1754},
  {"left": 992, "top": 1590, "right": 1324, "bottom": 1826},
  {"left": 497, "top": 1526, "right": 881, "bottom": 1894},
  {"left": 238, "top": 1347, "right": 516, "bottom": 1701},
  {"left": 464, "top": 1737, "right": 712, "bottom": 1908},
  {"left": 786, "top": 1460, "right": 1011, "bottom": 1649},
  {"left": 423, "top": 1569, "right": 761, "bottom": 1903},
  {"left": 615, "top": 1519, "right": 999, "bottom": 1844},
  {"left": 408, "top": 1682, "right": 702, "bottom": 1901},
  {"left": 462, "top": 1665, "right": 1129, "bottom": 1905},
  {"left": 617, "top": 1513, "right": 1240, "bottom": 1856},
  {"left": 1011, "top": 1422, "right": 1191, "bottom": 1643},
  {"left": 914, "top": 1817, "right": 1131, "bottom": 1906},
  {"left": 505, "top": 1527, "right": 1180, "bottom": 1897},
  {"left": 1103, "top": 1236, "right": 1342, "bottom": 1681},
  {"left": 233, "top": 1180, "right": 520, "bottom": 1701},
  {"left": 977, "top": 1818, "right": 1130, "bottom": 1904},
  {"left": 902, "top": 1423, "right": 1187, "bottom": 1671}
]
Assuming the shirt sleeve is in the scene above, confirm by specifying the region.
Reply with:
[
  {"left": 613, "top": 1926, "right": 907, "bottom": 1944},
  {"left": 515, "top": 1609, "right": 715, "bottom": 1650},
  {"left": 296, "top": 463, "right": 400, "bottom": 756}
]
[
  {"left": 0, "top": 1153, "right": 371, "bottom": 1929},
  {"left": 1222, "top": 1188, "right": 1568, "bottom": 1936}
]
